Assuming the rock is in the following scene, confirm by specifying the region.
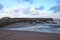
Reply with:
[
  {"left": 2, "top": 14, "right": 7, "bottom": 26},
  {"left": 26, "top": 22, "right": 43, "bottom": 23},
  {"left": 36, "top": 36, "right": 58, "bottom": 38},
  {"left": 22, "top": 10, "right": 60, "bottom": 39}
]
[{"left": 51, "top": 25, "right": 60, "bottom": 28}]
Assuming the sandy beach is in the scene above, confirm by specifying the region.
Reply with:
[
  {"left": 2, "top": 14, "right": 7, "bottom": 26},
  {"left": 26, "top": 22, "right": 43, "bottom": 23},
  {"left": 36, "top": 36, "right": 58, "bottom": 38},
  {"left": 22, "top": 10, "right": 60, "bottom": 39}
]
[
  {"left": 0, "top": 30, "right": 60, "bottom": 40},
  {"left": 0, "top": 22, "right": 60, "bottom": 40}
]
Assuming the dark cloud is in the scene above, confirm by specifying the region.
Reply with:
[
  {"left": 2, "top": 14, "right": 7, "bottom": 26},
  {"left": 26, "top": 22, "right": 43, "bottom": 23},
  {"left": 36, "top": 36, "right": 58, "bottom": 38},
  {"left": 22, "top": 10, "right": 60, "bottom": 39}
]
[
  {"left": 49, "top": 0, "right": 60, "bottom": 13},
  {"left": 36, "top": 6, "right": 44, "bottom": 10},
  {"left": 0, "top": 4, "right": 4, "bottom": 10}
]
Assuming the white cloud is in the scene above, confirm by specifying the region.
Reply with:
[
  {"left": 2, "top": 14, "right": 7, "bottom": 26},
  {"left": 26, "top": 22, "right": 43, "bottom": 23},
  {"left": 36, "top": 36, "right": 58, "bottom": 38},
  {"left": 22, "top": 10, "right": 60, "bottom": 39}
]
[
  {"left": 0, "top": 6, "right": 60, "bottom": 18},
  {"left": 48, "top": 12, "right": 60, "bottom": 18}
]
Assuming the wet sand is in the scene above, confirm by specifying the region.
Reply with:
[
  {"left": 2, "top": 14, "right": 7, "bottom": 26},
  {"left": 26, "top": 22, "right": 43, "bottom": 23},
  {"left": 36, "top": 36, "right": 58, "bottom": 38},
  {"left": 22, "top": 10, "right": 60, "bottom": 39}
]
[{"left": 0, "top": 30, "right": 60, "bottom": 40}]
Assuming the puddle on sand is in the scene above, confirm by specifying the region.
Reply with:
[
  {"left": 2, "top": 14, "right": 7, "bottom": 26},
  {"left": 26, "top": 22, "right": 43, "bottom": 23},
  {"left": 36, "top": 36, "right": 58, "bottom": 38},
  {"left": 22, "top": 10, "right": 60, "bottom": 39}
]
[{"left": 0, "top": 24, "right": 60, "bottom": 34}]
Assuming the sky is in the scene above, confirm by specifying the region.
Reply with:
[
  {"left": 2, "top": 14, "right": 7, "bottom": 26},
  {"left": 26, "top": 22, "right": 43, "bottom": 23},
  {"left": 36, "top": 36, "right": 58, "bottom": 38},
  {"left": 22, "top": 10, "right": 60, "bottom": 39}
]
[{"left": 0, "top": 0, "right": 60, "bottom": 18}]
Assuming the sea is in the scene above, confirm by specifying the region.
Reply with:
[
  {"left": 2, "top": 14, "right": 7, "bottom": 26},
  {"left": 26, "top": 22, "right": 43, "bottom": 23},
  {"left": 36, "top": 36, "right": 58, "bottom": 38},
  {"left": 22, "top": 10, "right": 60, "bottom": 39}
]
[{"left": 0, "top": 18, "right": 60, "bottom": 34}]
